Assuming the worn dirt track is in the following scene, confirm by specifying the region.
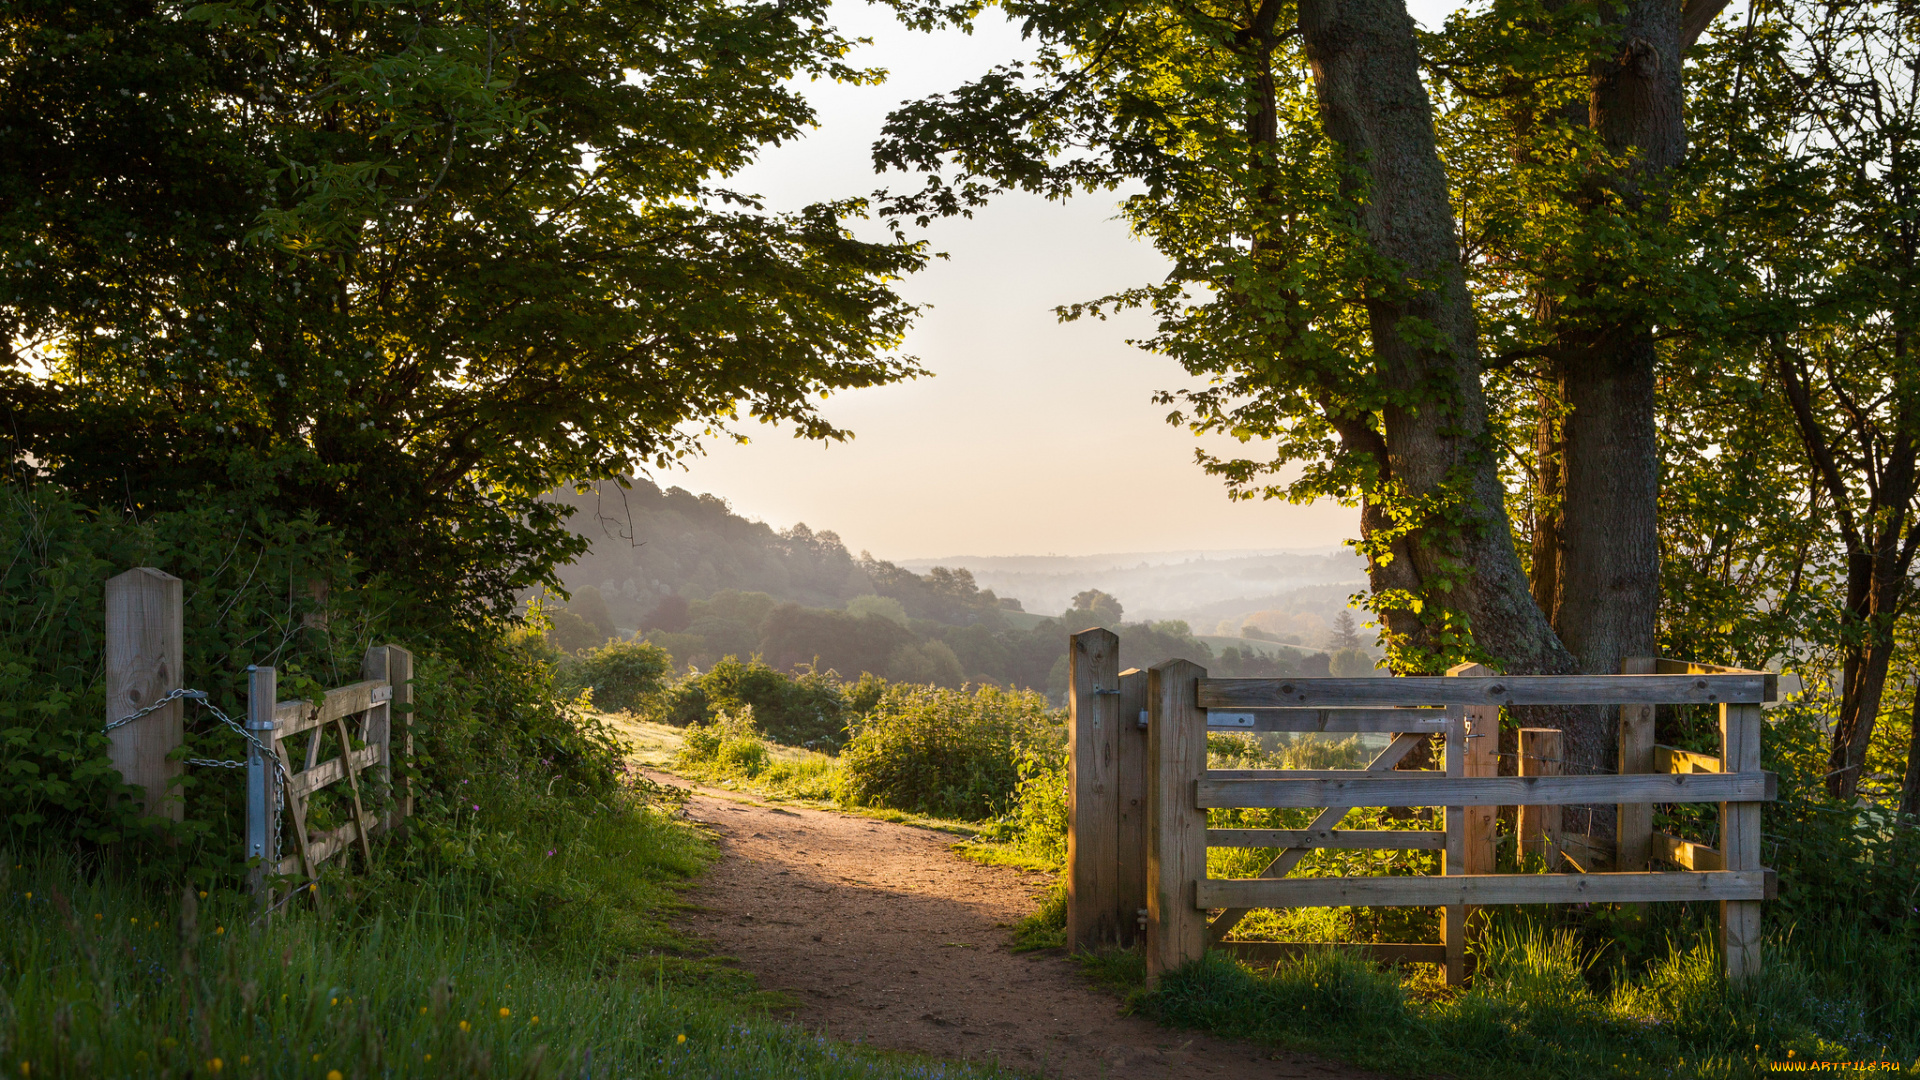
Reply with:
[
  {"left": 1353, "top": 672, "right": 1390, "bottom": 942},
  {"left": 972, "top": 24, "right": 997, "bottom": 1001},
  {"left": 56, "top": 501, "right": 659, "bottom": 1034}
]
[{"left": 654, "top": 771, "right": 1390, "bottom": 1080}]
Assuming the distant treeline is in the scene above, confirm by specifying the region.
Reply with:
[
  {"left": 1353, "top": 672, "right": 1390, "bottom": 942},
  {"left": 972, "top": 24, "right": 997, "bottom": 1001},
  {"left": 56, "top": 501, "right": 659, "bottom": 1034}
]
[{"left": 539, "top": 480, "right": 1331, "bottom": 694}]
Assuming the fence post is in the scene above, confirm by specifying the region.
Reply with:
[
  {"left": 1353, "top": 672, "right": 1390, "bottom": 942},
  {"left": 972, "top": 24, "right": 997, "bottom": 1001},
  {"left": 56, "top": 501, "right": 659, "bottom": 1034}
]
[
  {"left": 1146, "top": 658, "right": 1208, "bottom": 981},
  {"left": 1067, "top": 628, "right": 1123, "bottom": 949},
  {"left": 1115, "top": 667, "right": 1150, "bottom": 947},
  {"left": 1445, "top": 663, "right": 1499, "bottom": 985},
  {"left": 1617, "top": 657, "right": 1658, "bottom": 871},
  {"left": 1519, "top": 729, "right": 1562, "bottom": 866},
  {"left": 361, "top": 646, "right": 396, "bottom": 834},
  {"left": 1720, "top": 702, "right": 1763, "bottom": 981},
  {"left": 246, "top": 665, "right": 279, "bottom": 907},
  {"left": 387, "top": 645, "right": 415, "bottom": 822},
  {"left": 105, "top": 568, "right": 185, "bottom": 821}
]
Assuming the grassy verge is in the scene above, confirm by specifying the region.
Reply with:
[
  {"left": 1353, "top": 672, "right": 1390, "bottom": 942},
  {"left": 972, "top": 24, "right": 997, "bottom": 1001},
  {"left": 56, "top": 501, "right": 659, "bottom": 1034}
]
[
  {"left": 1063, "top": 912, "right": 1919, "bottom": 1080},
  {"left": 1, "top": 771, "right": 1015, "bottom": 1079}
]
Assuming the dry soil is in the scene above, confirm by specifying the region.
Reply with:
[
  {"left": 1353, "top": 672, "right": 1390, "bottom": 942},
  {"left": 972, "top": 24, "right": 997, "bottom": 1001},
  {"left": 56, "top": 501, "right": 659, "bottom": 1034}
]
[{"left": 652, "top": 770, "right": 1390, "bottom": 1080}]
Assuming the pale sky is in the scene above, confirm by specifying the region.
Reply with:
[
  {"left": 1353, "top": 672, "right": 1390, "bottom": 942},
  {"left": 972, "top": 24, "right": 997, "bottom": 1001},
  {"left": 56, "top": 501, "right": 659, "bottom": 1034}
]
[{"left": 665, "top": 1, "right": 1461, "bottom": 561}]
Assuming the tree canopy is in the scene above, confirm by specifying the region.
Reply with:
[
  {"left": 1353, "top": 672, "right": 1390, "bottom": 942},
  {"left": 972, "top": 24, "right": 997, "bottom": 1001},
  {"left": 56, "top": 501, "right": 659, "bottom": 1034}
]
[{"left": 1, "top": 0, "right": 925, "bottom": 628}]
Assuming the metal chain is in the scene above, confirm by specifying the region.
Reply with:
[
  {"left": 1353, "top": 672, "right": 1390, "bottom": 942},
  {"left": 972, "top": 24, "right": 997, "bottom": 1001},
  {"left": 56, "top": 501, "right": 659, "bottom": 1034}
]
[{"left": 103, "top": 687, "right": 289, "bottom": 869}]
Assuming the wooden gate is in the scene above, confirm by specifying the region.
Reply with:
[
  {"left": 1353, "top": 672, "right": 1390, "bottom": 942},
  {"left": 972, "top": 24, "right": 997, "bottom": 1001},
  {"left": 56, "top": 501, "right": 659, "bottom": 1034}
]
[{"left": 1063, "top": 629, "right": 1776, "bottom": 986}]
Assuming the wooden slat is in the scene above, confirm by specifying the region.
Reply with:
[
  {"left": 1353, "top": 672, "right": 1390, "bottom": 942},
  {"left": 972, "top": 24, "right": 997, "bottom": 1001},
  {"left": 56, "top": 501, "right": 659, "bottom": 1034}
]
[
  {"left": 1067, "top": 629, "right": 1123, "bottom": 950},
  {"left": 273, "top": 813, "right": 378, "bottom": 877},
  {"left": 331, "top": 714, "right": 375, "bottom": 867},
  {"left": 1199, "top": 673, "right": 1775, "bottom": 709},
  {"left": 273, "top": 680, "right": 393, "bottom": 738},
  {"left": 1653, "top": 659, "right": 1764, "bottom": 676},
  {"left": 1654, "top": 744, "right": 1723, "bottom": 774},
  {"left": 1207, "top": 768, "right": 1443, "bottom": 780},
  {"left": 1205, "top": 731, "right": 1429, "bottom": 945},
  {"left": 1204, "top": 708, "right": 1450, "bottom": 733},
  {"left": 1721, "top": 702, "right": 1764, "bottom": 981},
  {"left": 1147, "top": 659, "right": 1209, "bottom": 980},
  {"left": 1196, "top": 771, "right": 1775, "bottom": 809},
  {"left": 1519, "top": 728, "right": 1562, "bottom": 866},
  {"left": 1617, "top": 656, "right": 1658, "bottom": 872},
  {"left": 1650, "top": 832, "right": 1723, "bottom": 871},
  {"left": 286, "top": 744, "right": 384, "bottom": 801},
  {"left": 1207, "top": 828, "right": 1446, "bottom": 850},
  {"left": 273, "top": 740, "right": 316, "bottom": 881},
  {"left": 1196, "top": 869, "right": 1775, "bottom": 908},
  {"left": 1219, "top": 941, "right": 1453, "bottom": 967}
]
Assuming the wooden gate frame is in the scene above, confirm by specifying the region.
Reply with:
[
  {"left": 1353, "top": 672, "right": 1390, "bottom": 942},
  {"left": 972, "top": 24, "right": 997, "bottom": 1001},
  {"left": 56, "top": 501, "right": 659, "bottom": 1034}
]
[
  {"left": 246, "top": 646, "right": 414, "bottom": 901},
  {"left": 1064, "top": 629, "right": 1776, "bottom": 986}
]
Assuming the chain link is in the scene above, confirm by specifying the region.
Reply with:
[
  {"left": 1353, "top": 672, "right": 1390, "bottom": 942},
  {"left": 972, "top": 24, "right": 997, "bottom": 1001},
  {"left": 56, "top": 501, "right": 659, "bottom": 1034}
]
[{"left": 103, "top": 687, "right": 289, "bottom": 870}]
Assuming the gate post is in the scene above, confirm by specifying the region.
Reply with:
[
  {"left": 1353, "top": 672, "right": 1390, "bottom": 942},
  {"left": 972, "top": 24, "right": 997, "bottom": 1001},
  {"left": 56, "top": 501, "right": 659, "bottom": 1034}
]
[
  {"left": 1146, "top": 659, "right": 1208, "bottom": 980},
  {"left": 246, "top": 664, "right": 279, "bottom": 907},
  {"left": 1518, "top": 729, "right": 1563, "bottom": 865},
  {"left": 1444, "top": 663, "right": 1499, "bottom": 985},
  {"left": 105, "top": 568, "right": 185, "bottom": 821},
  {"left": 1115, "top": 667, "right": 1150, "bottom": 946},
  {"left": 1720, "top": 702, "right": 1763, "bottom": 980},
  {"left": 1067, "top": 628, "right": 1122, "bottom": 949},
  {"left": 1617, "top": 657, "right": 1659, "bottom": 870}
]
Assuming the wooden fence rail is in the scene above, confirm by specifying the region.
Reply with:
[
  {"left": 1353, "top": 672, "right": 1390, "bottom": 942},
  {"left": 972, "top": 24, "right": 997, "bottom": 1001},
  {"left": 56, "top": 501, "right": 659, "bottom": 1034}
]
[{"left": 1064, "top": 628, "right": 1777, "bottom": 988}]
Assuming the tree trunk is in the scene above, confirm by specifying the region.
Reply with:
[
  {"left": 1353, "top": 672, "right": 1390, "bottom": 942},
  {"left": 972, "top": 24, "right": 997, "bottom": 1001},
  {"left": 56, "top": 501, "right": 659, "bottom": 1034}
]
[
  {"left": 1297, "top": 0, "right": 1578, "bottom": 688},
  {"left": 1827, "top": 543, "right": 1915, "bottom": 800}
]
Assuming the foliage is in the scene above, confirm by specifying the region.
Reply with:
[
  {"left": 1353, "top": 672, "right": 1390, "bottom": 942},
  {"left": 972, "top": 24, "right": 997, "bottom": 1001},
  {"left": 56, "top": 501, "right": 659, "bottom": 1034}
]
[
  {"left": 835, "top": 684, "right": 1060, "bottom": 821},
  {"left": 1, "top": 0, "right": 926, "bottom": 632},
  {"left": 0, "top": 483, "right": 370, "bottom": 879},
  {"left": 0, "top": 776, "right": 1013, "bottom": 1079},
  {"left": 649, "top": 655, "right": 876, "bottom": 750},
  {"left": 677, "top": 708, "right": 773, "bottom": 780},
  {"left": 560, "top": 638, "right": 673, "bottom": 714},
  {"left": 1130, "top": 911, "right": 1916, "bottom": 1079}
]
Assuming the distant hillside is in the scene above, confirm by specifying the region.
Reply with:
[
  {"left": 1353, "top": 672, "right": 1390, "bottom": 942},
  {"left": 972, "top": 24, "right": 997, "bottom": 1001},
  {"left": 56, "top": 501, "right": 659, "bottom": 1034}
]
[
  {"left": 898, "top": 550, "right": 1371, "bottom": 651},
  {"left": 536, "top": 480, "right": 1341, "bottom": 696}
]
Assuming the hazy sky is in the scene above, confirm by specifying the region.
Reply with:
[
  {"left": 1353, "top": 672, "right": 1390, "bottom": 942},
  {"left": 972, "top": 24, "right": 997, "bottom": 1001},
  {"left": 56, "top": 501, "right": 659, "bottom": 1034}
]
[{"left": 666, "top": 1, "right": 1460, "bottom": 561}]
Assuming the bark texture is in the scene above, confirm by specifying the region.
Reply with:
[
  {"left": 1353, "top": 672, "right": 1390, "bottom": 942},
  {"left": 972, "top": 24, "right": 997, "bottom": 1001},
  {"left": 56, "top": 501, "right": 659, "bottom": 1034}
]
[{"left": 1296, "top": 0, "right": 1578, "bottom": 690}]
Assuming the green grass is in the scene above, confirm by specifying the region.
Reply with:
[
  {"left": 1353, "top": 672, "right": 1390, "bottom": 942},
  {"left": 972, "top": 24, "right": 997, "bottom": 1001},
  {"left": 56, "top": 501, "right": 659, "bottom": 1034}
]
[
  {"left": 0, "top": 773, "right": 1015, "bottom": 1079},
  {"left": 1071, "top": 911, "right": 1920, "bottom": 1080}
]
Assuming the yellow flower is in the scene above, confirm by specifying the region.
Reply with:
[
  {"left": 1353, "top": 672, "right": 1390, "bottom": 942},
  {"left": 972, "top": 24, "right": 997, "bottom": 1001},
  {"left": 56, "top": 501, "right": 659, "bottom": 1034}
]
[
  {"left": 330, "top": 998, "right": 338, "bottom": 1006},
  {"left": 215, "top": 926, "right": 225, "bottom": 935},
  {"left": 308, "top": 884, "right": 317, "bottom": 893},
  {"left": 206, "top": 1059, "right": 222, "bottom": 1073},
  {"left": 93, "top": 913, "right": 101, "bottom": 921},
  {"left": 19, "top": 1062, "right": 29, "bottom": 1077},
  {"left": 420, "top": 1007, "right": 429, "bottom": 1016},
  {"left": 498, "top": 1007, "right": 510, "bottom": 1019},
  {"left": 424, "top": 1055, "right": 432, "bottom": 1063},
  {"left": 676, "top": 1034, "right": 686, "bottom": 1044},
  {"left": 328, "top": 1072, "right": 343, "bottom": 1080},
  {"left": 239, "top": 1057, "right": 250, "bottom": 1066},
  {"left": 132, "top": 917, "right": 139, "bottom": 924},
  {"left": 310, "top": 1054, "right": 320, "bottom": 1063},
  {"left": 530, "top": 1017, "right": 539, "bottom": 1026},
  {"left": 459, "top": 1020, "right": 470, "bottom": 1032},
  {"left": 199, "top": 891, "right": 208, "bottom": 899}
]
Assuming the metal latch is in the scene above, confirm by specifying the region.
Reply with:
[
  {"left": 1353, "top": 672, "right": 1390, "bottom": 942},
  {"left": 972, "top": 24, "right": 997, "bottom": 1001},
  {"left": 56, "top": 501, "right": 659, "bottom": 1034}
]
[{"left": 1137, "top": 709, "right": 1149, "bottom": 730}]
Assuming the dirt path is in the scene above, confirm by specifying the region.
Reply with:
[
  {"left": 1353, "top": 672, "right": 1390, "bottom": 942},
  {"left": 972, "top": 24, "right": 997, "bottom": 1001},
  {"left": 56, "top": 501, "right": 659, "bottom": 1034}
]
[{"left": 654, "top": 771, "right": 1391, "bottom": 1080}]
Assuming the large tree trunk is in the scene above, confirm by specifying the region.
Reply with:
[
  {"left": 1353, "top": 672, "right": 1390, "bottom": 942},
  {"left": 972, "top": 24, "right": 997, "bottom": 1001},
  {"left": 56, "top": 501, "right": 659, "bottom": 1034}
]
[
  {"left": 1551, "top": 1, "right": 1678, "bottom": 688},
  {"left": 1297, "top": 0, "right": 1578, "bottom": 689}
]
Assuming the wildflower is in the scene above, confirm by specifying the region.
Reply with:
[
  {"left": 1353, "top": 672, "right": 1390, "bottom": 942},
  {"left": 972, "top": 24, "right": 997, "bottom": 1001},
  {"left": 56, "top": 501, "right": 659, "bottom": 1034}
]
[
  {"left": 677, "top": 1034, "right": 686, "bottom": 1044},
  {"left": 19, "top": 1063, "right": 28, "bottom": 1076},
  {"left": 199, "top": 891, "right": 208, "bottom": 899},
  {"left": 472, "top": 804, "right": 479, "bottom": 811},
  {"left": 206, "top": 1059, "right": 223, "bottom": 1073},
  {"left": 531, "top": 1016, "right": 540, "bottom": 1026},
  {"left": 93, "top": 913, "right": 101, "bottom": 921},
  {"left": 499, "top": 1007, "right": 510, "bottom": 1019},
  {"left": 131, "top": 917, "right": 139, "bottom": 924},
  {"left": 215, "top": 926, "right": 225, "bottom": 935},
  {"left": 420, "top": 1007, "right": 429, "bottom": 1016},
  {"left": 239, "top": 1057, "right": 249, "bottom": 1066},
  {"left": 330, "top": 997, "right": 338, "bottom": 1006},
  {"left": 329, "top": 1072, "right": 343, "bottom": 1080},
  {"left": 311, "top": 1054, "right": 320, "bottom": 1062},
  {"left": 459, "top": 1020, "right": 470, "bottom": 1032},
  {"left": 424, "top": 1055, "right": 432, "bottom": 1063}
]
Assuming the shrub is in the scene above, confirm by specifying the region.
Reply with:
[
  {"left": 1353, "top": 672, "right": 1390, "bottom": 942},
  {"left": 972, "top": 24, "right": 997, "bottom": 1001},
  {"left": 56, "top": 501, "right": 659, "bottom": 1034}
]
[
  {"left": 835, "top": 684, "right": 1060, "bottom": 821},
  {"left": 676, "top": 708, "right": 770, "bottom": 779},
  {"left": 651, "top": 656, "right": 869, "bottom": 749},
  {"left": 562, "top": 637, "right": 672, "bottom": 713}
]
